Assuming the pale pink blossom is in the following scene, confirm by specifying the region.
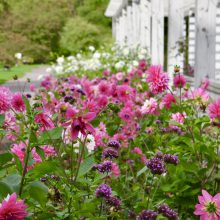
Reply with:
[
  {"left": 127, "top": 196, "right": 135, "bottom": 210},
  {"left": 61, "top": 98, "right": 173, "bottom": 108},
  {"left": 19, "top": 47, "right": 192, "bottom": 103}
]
[
  {"left": 171, "top": 112, "right": 186, "bottom": 124},
  {"left": 141, "top": 98, "right": 158, "bottom": 115}
]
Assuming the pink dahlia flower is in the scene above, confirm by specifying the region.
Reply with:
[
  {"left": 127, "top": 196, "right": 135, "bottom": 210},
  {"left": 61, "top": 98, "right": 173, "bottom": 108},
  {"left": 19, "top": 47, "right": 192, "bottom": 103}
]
[
  {"left": 0, "top": 86, "right": 12, "bottom": 114},
  {"left": 146, "top": 65, "right": 169, "bottom": 94},
  {"left": 173, "top": 74, "right": 186, "bottom": 88},
  {"left": 171, "top": 112, "right": 186, "bottom": 124},
  {"left": 98, "top": 81, "right": 110, "bottom": 95},
  {"left": 190, "top": 88, "right": 209, "bottom": 103},
  {"left": 35, "top": 112, "right": 54, "bottom": 131},
  {"left": 201, "top": 77, "right": 209, "bottom": 90},
  {"left": 209, "top": 98, "right": 220, "bottom": 120},
  {"left": 160, "top": 93, "right": 176, "bottom": 109},
  {"left": 116, "top": 85, "right": 133, "bottom": 103},
  {"left": 0, "top": 193, "right": 28, "bottom": 220},
  {"left": 64, "top": 112, "right": 96, "bottom": 140},
  {"left": 11, "top": 92, "right": 25, "bottom": 112},
  {"left": 141, "top": 98, "right": 158, "bottom": 115},
  {"left": 194, "top": 190, "right": 220, "bottom": 220}
]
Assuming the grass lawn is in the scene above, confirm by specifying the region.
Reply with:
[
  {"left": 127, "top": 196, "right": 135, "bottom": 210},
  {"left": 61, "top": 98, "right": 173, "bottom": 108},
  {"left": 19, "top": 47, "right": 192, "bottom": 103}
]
[{"left": 0, "top": 64, "right": 42, "bottom": 84}]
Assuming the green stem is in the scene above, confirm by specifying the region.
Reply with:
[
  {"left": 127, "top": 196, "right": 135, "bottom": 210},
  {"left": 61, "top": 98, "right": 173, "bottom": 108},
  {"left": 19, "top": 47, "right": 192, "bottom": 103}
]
[
  {"left": 73, "top": 135, "right": 87, "bottom": 183},
  {"left": 149, "top": 176, "right": 161, "bottom": 208},
  {"left": 19, "top": 142, "right": 31, "bottom": 196},
  {"left": 146, "top": 175, "right": 154, "bottom": 209}
]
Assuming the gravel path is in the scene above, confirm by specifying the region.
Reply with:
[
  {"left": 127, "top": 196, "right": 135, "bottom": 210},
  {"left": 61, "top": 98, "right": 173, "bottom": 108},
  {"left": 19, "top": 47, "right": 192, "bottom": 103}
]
[{"left": 4, "top": 65, "right": 50, "bottom": 92}]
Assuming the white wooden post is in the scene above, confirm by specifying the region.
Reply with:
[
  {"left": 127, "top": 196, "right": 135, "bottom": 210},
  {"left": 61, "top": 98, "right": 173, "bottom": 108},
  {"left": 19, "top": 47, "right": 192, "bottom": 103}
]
[
  {"left": 118, "top": 12, "right": 123, "bottom": 44},
  {"left": 112, "top": 17, "right": 117, "bottom": 39},
  {"left": 116, "top": 16, "right": 121, "bottom": 43},
  {"left": 168, "top": 0, "right": 184, "bottom": 76},
  {"left": 195, "top": 0, "right": 217, "bottom": 86},
  {"left": 127, "top": 4, "right": 133, "bottom": 46},
  {"left": 151, "top": 0, "right": 164, "bottom": 65},
  {"left": 132, "top": 0, "right": 141, "bottom": 46},
  {"left": 140, "top": 0, "right": 151, "bottom": 51},
  {"left": 122, "top": 7, "right": 127, "bottom": 44}
]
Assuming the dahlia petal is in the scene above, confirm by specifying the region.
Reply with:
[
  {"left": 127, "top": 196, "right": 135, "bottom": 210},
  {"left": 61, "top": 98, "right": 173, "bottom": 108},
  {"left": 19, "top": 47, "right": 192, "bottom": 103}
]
[
  {"left": 83, "top": 112, "right": 96, "bottom": 121},
  {"left": 85, "top": 123, "right": 95, "bottom": 134},
  {"left": 199, "top": 195, "right": 206, "bottom": 205},
  {"left": 202, "top": 190, "right": 213, "bottom": 202},
  {"left": 194, "top": 204, "right": 206, "bottom": 215}
]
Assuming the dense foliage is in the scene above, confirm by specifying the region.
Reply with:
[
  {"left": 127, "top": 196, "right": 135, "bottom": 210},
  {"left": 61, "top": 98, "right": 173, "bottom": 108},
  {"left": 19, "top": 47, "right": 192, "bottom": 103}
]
[
  {"left": 0, "top": 46, "right": 219, "bottom": 219},
  {"left": 0, "top": 0, "right": 111, "bottom": 65}
]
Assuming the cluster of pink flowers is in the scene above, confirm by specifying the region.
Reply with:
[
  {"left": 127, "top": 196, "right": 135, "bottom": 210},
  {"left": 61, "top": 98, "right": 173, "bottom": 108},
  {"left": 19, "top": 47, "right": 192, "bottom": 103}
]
[
  {"left": 0, "top": 87, "right": 25, "bottom": 114},
  {"left": 0, "top": 58, "right": 218, "bottom": 218}
]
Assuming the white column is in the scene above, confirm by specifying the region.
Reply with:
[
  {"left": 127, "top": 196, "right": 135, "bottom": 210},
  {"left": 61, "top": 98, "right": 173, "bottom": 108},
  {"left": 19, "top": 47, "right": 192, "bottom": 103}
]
[
  {"left": 195, "top": 0, "right": 217, "bottom": 86},
  {"left": 127, "top": 4, "right": 133, "bottom": 46},
  {"left": 140, "top": 0, "right": 151, "bottom": 51},
  {"left": 115, "top": 16, "right": 120, "bottom": 43},
  {"left": 122, "top": 8, "right": 127, "bottom": 44},
  {"left": 118, "top": 12, "right": 123, "bottom": 44},
  {"left": 168, "top": 0, "right": 184, "bottom": 76},
  {"left": 151, "top": 0, "right": 164, "bottom": 65},
  {"left": 132, "top": 0, "right": 141, "bottom": 46},
  {"left": 112, "top": 17, "right": 116, "bottom": 39}
]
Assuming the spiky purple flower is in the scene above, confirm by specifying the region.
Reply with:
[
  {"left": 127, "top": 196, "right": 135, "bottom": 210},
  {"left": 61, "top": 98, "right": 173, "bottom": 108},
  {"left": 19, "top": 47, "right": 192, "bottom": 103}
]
[
  {"left": 138, "top": 210, "right": 158, "bottom": 220},
  {"left": 146, "top": 157, "right": 166, "bottom": 175},
  {"left": 108, "top": 140, "right": 121, "bottom": 149},
  {"left": 102, "top": 148, "right": 118, "bottom": 159},
  {"left": 164, "top": 154, "right": 179, "bottom": 165},
  {"left": 95, "top": 184, "right": 112, "bottom": 198},
  {"left": 106, "top": 196, "right": 121, "bottom": 209},
  {"left": 94, "top": 160, "right": 112, "bottom": 173},
  {"left": 158, "top": 204, "right": 178, "bottom": 219}
]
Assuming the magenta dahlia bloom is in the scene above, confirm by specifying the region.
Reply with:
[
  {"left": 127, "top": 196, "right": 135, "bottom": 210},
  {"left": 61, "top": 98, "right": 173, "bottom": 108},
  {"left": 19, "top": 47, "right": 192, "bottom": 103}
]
[
  {"left": 194, "top": 190, "right": 220, "bottom": 220},
  {"left": 64, "top": 112, "right": 96, "bottom": 140},
  {"left": 173, "top": 74, "right": 186, "bottom": 88},
  {"left": 0, "top": 193, "right": 28, "bottom": 220},
  {"left": 35, "top": 112, "right": 55, "bottom": 131},
  {"left": 146, "top": 65, "right": 169, "bottom": 94},
  {"left": 0, "top": 86, "right": 12, "bottom": 114},
  {"left": 11, "top": 92, "right": 25, "bottom": 112},
  {"left": 160, "top": 93, "right": 176, "bottom": 109},
  {"left": 208, "top": 98, "right": 220, "bottom": 120}
]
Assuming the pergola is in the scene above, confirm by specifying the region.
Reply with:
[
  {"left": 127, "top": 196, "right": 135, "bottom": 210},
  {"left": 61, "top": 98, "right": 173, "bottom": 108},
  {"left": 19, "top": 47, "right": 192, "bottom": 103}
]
[{"left": 105, "top": 0, "right": 220, "bottom": 97}]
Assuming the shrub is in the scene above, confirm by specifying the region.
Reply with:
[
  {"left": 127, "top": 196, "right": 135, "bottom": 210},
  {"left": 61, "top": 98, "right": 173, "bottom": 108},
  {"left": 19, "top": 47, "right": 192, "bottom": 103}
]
[{"left": 59, "top": 17, "right": 101, "bottom": 54}]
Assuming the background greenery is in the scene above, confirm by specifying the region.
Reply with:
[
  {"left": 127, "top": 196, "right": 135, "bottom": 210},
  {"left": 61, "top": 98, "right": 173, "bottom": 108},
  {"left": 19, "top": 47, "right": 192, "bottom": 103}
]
[{"left": 0, "top": 0, "right": 112, "bottom": 65}]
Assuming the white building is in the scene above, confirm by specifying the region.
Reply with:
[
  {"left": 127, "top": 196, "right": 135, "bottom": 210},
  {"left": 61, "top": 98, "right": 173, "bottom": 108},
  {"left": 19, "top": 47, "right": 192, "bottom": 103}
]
[{"left": 105, "top": 0, "right": 220, "bottom": 97}]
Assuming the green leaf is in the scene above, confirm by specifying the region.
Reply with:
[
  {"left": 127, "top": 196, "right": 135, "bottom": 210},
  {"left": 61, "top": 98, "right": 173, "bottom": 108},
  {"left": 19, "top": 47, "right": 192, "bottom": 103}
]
[
  {"left": 137, "top": 166, "right": 147, "bottom": 177},
  {"left": 0, "top": 182, "right": 13, "bottom": 199},
  {"left": 2, "top": 174, "right": 21, "bottom": 193},
  {"left": 0, "top": 114, "right": 5, "bottom": 126},
  {"left": 30, "top": 160, "right": 60, "bottom": 178},
  {"left": 39, "top": 127, "right": 63, "bottom": 144},
  {"left": 29, "top": 130, "right": 38, "bottom": 146},
  {"left": 78, "top": 156, "right": 95, "bottom": 177},
  {"left": 0, "top": 152, "right": 13, "bottom": 168},
  {"left": 28, "top": 181, "right": 48, "bottom": 207},
  {"left": 22, "top": 95, "right": 31, "bottom": 115},
  {"left": 35, "top": 147, "right": 45, "bottom": 160},
  {"left": 13, "top": 155, "right": 23, "bottom": 174}
]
